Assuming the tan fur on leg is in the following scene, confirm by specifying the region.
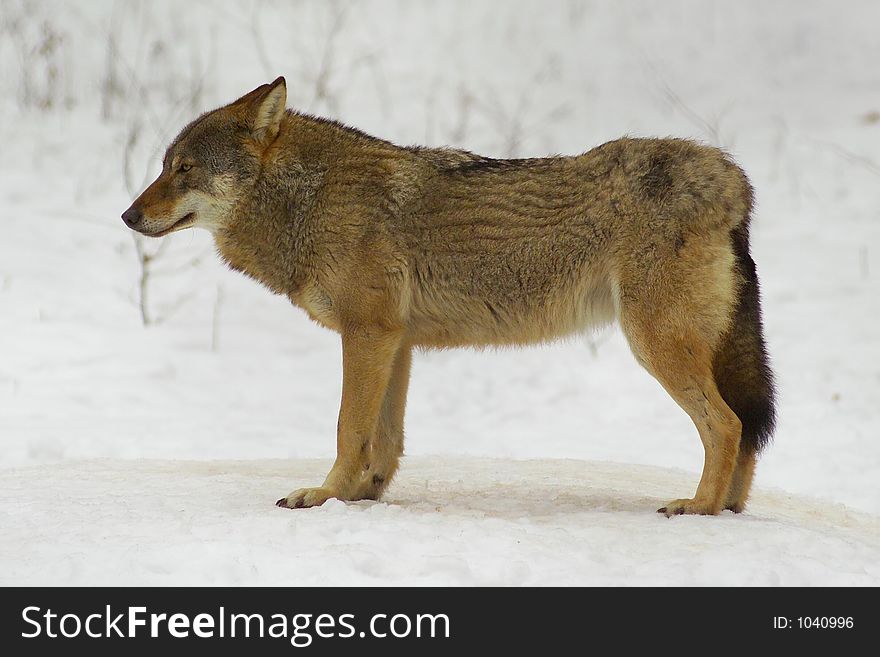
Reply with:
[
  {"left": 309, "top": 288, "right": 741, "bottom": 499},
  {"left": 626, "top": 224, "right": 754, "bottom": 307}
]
[
  {"left": 354, "top": 345, "right": 412, "bottom": 500},
  {"left": 277, "top": 329, "right": 403, "bottom": 508},
  {"left": 724, "top": 449, "right": 757, "bottom": 513},
  {"left": 634, "top": 337, "right": 742, "bottom": 516}
]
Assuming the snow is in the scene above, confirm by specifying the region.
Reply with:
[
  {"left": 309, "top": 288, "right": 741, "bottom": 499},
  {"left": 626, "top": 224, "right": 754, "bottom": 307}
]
[
  {"left": 2, "top": 457, "right": 877, "bottom": 586},
  {"left": 0, "top": 0, "right": 878, "bottom": 585}
]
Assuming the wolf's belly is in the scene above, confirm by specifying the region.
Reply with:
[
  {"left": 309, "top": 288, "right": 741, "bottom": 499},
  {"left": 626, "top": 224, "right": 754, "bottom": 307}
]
[{"left": 402, "top": 261, "right": 617, "bottom": 348}]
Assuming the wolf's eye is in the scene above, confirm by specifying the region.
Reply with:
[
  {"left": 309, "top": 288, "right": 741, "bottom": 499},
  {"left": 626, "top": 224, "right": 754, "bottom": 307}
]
[{"left": 178, "top": 163, "right": 193, "bottom": 173}]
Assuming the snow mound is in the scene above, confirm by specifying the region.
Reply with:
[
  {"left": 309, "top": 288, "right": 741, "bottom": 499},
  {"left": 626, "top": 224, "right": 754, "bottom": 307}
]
[{"left": 1, "top": 457, "right": 877, "bottom": 586}]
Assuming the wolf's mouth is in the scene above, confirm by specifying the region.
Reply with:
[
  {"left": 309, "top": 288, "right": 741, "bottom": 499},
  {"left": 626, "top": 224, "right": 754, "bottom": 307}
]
[{"left": 143, "top": 212, "right": 196, "bottom": 238}]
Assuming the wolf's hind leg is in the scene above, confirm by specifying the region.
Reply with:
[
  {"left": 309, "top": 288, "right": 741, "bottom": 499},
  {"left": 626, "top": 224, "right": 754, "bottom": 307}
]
[
  {"left": 277, "top": 329, "right": 403, "bottom": 509},
  {"left": 724, "top": 448, "right": 756, "bottom": 513},
  {"left": 623, "top": 320, "right": 741, "bottom": 516}
]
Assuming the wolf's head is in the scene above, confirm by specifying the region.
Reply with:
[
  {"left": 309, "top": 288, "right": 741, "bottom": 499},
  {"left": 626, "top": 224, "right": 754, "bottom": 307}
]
[{"left": 121, "top": 77, "right": 287, "bottom": 237}]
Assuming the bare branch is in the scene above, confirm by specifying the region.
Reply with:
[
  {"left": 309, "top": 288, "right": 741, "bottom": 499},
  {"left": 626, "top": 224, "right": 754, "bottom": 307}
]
[{"left": 211, "top": 284, "right": 225, "bottom": 353}]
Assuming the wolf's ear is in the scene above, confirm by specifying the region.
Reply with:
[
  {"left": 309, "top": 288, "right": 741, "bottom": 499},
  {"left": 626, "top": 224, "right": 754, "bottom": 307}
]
[{"left": 237, "top": 76, "right": 287, "bottom": 143}]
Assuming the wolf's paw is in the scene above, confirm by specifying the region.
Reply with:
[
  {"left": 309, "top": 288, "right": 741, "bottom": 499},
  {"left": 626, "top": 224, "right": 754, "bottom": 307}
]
[
  {"left": 276, "top": 487, "right": 339, "bottom": 509},
  {"left": 657, "top": 498, "right": 720, "bottom": 517}
]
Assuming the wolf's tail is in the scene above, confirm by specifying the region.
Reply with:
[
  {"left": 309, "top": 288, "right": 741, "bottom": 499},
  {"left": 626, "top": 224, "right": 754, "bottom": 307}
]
[{"left": 712, "top": 222, "right": 777, "bottom": 456}]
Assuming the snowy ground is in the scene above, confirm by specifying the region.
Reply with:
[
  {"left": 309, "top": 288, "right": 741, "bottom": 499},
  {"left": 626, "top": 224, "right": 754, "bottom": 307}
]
[
  {"left": 2, "top": 457, "right": 878, "bottom": 586},
  {"left": 0, "top": 1, "right": 878, "bottom": 586}
]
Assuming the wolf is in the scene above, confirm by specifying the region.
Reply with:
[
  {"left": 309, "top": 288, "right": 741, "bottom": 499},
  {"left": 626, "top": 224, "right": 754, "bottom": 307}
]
[{"left": 122, "top": 77, "right": 775, "bottom": 516}]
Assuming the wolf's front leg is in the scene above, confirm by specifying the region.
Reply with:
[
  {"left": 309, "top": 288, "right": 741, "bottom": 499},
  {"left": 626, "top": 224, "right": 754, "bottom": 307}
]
[
  {"left": 353, "top": 345, "right": 411, "bottom": 500},
  {"left": 276, "top": 329, "right": 403, "bottom": 509}
]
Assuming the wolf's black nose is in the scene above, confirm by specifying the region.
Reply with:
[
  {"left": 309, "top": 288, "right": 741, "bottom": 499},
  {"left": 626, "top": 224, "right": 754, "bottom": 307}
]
[{"left": 121, "top": 206, "right": 142, "bottom": 228}]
